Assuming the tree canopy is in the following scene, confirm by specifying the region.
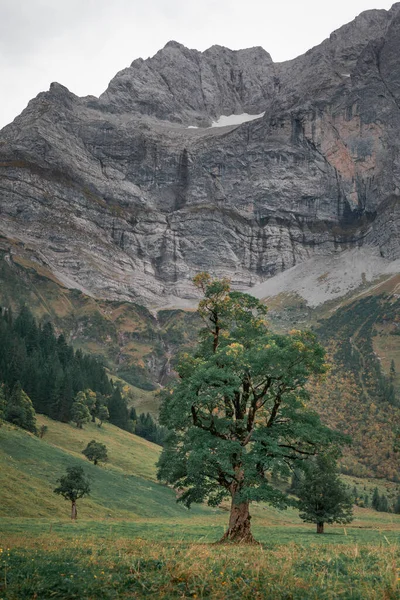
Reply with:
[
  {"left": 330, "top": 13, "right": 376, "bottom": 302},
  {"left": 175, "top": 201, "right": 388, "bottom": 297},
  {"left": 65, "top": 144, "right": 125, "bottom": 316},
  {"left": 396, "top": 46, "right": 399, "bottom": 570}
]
[
  {"left": 82, "top": 440, "right": 108, "bottom": 465},
  {"left": 54, "top": 466, "right": 91, "bottom": 519},
  {"left": 157, "top": 274, "right": 343, "bottom": 542}
]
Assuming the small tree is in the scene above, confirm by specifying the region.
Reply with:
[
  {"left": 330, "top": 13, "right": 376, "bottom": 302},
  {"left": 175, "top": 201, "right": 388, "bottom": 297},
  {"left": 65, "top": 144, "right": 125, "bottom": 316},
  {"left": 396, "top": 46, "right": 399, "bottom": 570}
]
[
  {"left": 97, "top": 405, "right": 109, "bottom": 428},
  {"left": 372, "top": 487, "right": 380, "bottom": 510},
  {"left": 54, "top": 466, "right": 91, "bottom": 519},
  {"left": 70, "top": 401, "right": 91, "bottom": 429},
  {"left": 297, "top": 453, "right": 353, "bottom": 534},
  {"left": 394, "top": 494, "right": 400, "bottom": 514},
  {"left": 377, "top": 494, "right": 389, "bottom": 512},
  {"left": 39, "top": 424, "right": 48, "bottom": 439},
  {"left": 5, "top": 382, "right": 37, "bottom": 433},
  {"left": 82, "top": 440, "right": 108, "bottom": 465}
]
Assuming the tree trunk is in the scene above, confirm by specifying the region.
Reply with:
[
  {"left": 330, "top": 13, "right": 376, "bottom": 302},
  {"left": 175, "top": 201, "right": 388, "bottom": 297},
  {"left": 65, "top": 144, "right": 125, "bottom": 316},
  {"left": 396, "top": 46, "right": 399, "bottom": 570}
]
[
  {"left": 71, "top": 501, "right": 77, "bottom": 520},
  {"left": 316, "top": 522, "right": 324, "bottom": 534},
  {"left": 220, "top": 498, "right": 256, "bottom": 543}
]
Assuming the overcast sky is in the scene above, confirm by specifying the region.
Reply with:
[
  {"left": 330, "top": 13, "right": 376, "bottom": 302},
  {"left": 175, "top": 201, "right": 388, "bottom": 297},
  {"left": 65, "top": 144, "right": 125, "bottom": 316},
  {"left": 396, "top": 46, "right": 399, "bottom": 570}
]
[{"left": 0, "top": 0, "right": 395, "bottom": 128}]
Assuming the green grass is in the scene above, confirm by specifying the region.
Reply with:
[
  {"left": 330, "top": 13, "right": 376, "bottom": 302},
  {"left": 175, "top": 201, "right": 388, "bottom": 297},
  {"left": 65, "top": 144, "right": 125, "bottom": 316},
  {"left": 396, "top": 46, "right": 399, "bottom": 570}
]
[
  {"left": 0, "top": 419, "right": 212, "bottom": 520},
  {"left": 1, "top": 418, "right": 400, "bottom": 598},
  {"left": 0, "top": 523, "right": 400, "bottom": 599}
]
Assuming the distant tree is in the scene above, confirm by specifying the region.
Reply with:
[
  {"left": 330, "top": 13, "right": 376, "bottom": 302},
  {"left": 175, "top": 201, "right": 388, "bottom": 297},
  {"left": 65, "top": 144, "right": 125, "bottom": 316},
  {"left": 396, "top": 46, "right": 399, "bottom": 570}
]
[
  {"left": 70, "top": 401, "right": 91, "bottom": 429},
  {"left": 54, "top": 466, "right": 91, "bottom": 520},
  {"left": 363, "top": 494, "right": 369, "bottom": 508},
  {"left": 372, "top": 487, "right": 380, "bottom": 510},
  {"left": 394, "top": 494, "right": 400, "bottom": 515},
  {"left": 39, "top": 424, "right": 48, "bottom": 439},
  {"left": 5, "top": 382, "right": 37, "bottom": 433},
  {"left": 107, "top": 385, "right": 131, "bottom": 431},
  {"left": 352, "top": 486, "right": 359, "bottom": 505},
  {"left": 97, "top": 405, "right": 109, "bottom": 428},
  {"left": 76, "top": 389, "right": 97, "bottom": 422},
  {"left": 136, "top": 412, "right": 167, "bottom": 446},
  {"left": 297, "top": 454, "right": 354, "bottom": 534},
  {"left": 377, "top": 494, "right": 389, "bottom": 513},
  {"left": 82, "top": 440, "right": 108, "bottom": 465}
]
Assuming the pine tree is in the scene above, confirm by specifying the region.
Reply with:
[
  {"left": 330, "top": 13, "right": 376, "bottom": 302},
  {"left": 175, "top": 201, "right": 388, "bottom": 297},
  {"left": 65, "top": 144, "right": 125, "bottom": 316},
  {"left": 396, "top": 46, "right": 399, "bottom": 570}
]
[
  {"left": 377, "top": 494, "right": 389, "bottom": 512},
  {"left": 107, "top": 385, "right": 131, "bottom": 431},
  {"left": 372, "top": 487, "right": 380, "bottom": 510},
  {"left": 394, "top": 494, "right": 400, "bottom": 514},
  {"left": 297, "top": 454, "right": 353, "bottom": 534}
]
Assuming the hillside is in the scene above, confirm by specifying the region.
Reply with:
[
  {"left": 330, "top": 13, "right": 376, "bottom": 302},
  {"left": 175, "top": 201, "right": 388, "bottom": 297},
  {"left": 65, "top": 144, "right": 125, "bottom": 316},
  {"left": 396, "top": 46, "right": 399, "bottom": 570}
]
[
  {"left": 0, "top": 415, "right": 214, "bottom": 520},
  {"left": 1, "top": 243, "right": 400, "bottom": 480}
]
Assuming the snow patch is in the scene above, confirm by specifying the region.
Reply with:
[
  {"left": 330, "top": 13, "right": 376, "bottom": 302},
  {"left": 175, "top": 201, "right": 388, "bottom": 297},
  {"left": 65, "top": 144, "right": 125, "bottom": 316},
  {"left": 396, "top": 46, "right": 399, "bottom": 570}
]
[
  {"left": 210, "top": 112, "right": 265, "bottom": 128},
  {"left": 187, "top": 125, "right": 198, "bottom": 129}
]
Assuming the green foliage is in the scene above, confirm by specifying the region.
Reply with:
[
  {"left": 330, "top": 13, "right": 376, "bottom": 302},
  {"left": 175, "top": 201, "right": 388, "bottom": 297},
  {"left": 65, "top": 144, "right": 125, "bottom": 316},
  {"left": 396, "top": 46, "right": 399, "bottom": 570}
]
[
  {"left": 4, "top": 382, "right": 37, "bottom": 433},
  {"left": 97, "top": 404, "right": 109, "bottom": 427},
  {"left": 38, "top": 424, "right": 48, "bottom": 438},
  {"left": 107, "top": 384, "right": 133, "bottom": 432},
  {"left": 135, "top": 412, "right": 167, "bottom": 446},
  {"left": 54, "top": 465, "right": 91, "bottom": 503},
  {"left": 82, "top": 440, "right": 108, "bottom": 465},
  {"left": 377, "top": 494, "right": 389, "bottom": 513},
  {"left": 0, "top": 306, "right": 113, "bottom": 424},
  {"left": 372, "top": 487, "right": 380, "bottom": 510},
  {"left": 317, "top": 296, "right": 399, "bottom": 408},
  {"left": 158, "top": 274, "right": 343, "bottom": 540},
  {"left": 297, "top": 454, "right": 354, "bottom": 531},
  {"left": 70, "top": 401, "right": 91, "bottom": 429}
]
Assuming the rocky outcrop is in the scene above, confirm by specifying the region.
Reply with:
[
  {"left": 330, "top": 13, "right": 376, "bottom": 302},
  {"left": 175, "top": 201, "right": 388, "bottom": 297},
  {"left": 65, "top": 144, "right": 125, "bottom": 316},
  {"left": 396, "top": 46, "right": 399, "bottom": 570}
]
[{"left": 0, "top": 4, "right": 399, "bottom": 306}]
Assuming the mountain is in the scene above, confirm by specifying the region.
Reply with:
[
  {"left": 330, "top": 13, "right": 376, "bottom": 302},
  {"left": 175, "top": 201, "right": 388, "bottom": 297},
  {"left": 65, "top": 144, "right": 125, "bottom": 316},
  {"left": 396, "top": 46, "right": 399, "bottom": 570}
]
[{"left": 1, "top": 4, "right": 400, "bottom": 306}]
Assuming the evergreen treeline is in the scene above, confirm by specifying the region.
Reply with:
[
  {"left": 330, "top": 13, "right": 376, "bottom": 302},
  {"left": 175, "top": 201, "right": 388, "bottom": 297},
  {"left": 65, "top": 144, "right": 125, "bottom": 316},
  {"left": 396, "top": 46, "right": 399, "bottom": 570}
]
[
  {"left": 129, "top": 407, "right": 168, "bottom": 446},
  {"left": 0, "top": 306, "right": 168, "bottom": 445},
  {"left": 0, "top": 306, "right": 112, "bottom": 422}
]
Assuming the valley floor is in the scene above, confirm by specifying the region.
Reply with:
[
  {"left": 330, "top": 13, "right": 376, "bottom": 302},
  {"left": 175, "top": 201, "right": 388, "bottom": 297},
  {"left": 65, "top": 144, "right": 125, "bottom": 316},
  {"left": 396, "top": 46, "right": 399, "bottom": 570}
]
[
  {"left": 1, "top": 515, "right": 400, "bottom": 599},
  {"left": 1, "top": 417, "right": 400, "bottom": 598}
]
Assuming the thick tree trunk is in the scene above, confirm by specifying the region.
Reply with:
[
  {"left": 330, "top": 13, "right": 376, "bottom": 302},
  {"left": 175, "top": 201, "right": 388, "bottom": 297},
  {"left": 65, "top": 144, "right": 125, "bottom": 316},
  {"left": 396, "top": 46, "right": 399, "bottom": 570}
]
[
  {"left": 220, "top": 498, "right": 256, "bottom": 543},
  {"left": 316, "top": 522, "right": 324, "bottom": 534},
  {"left": 71, "top": 501, "right": 77, "bottom": 520}
]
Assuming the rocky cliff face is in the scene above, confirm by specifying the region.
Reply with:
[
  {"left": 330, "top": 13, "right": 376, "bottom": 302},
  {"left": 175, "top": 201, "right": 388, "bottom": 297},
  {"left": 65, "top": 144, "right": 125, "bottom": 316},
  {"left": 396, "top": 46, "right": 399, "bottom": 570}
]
[{"left": 1, "top": 4, "right": 400, "bottom": 306}]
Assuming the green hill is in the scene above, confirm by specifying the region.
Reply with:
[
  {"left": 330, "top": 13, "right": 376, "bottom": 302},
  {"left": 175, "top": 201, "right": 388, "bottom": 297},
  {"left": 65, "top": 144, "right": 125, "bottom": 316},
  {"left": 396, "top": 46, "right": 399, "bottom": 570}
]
[{"left": 0, "top": 415, "right": 213, "bottom": 520}]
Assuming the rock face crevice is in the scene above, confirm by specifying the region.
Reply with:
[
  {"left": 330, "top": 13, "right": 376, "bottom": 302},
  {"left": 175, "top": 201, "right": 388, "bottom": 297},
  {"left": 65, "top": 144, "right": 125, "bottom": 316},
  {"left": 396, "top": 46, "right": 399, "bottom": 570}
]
[{"left": 0, "top": 4, "right": 400, "bottom": 306}]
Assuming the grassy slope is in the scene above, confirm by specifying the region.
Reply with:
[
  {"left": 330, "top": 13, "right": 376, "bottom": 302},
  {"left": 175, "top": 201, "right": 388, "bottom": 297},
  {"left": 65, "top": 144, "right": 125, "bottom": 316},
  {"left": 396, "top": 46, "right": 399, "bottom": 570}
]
[
  {"left": 0, "top": 417, "right": 212, "bottom": 520},
  {"left": 1, "top": 418, "right": 400, "bottom": 599}
]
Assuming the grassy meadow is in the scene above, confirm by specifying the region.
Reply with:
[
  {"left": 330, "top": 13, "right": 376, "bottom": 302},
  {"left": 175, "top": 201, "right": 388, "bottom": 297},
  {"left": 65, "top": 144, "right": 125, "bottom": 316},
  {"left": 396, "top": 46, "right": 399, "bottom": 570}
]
[{"left": 1, "top": 417, "right": 400, "bottom": 598}]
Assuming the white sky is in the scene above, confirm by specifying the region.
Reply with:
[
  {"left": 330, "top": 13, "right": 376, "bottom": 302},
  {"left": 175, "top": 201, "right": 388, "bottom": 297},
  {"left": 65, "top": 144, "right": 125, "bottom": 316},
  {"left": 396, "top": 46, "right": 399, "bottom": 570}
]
[{"left": 0, "top": 0, "right": 395, "bottom": 129}]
